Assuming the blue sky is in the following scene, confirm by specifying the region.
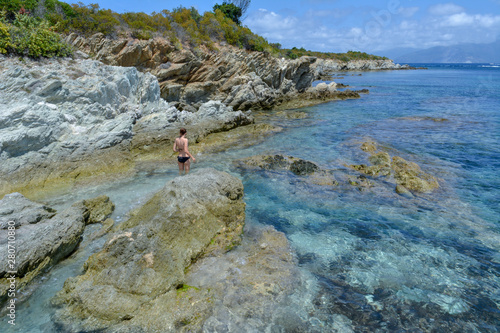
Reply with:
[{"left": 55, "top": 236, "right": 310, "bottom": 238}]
[{"left": 75, "top": 0, "right": 500, "bottom": 54}]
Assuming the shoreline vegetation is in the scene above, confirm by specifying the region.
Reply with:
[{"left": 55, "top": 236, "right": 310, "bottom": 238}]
[{"left": 0, "top": 0, "right": 390, "bottom": 61}]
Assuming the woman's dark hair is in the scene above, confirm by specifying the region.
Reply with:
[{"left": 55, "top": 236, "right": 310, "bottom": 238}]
[{"left": 179, "top": 128, "right": 187, "bottom": 135}]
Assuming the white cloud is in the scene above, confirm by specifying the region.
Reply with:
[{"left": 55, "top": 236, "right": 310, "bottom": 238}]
[
  {"left": 475, "top": 14, "right": 500, "bottom": 27},
  {"left": 398, "top": 6, "right": 419, "bottom": 18},
  {"left": 429, "top": 3, "right": 465, "bottom": 16},
  {"left": 441, "top": 13, "right": 500, "bottom": 27},
  {"left": 244, "top": 4, "right": 500, "bottom": 55},
  {"left": 245, "top": 9, "right": 298, "bottom": 32},
  {"left": 442, "top": 12, "right": 474, "bottom": 26}
]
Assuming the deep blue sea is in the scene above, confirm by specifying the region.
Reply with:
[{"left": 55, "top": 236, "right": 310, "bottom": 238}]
[{"left": 2, "top": 64, "right": 499, "bottom": 332}]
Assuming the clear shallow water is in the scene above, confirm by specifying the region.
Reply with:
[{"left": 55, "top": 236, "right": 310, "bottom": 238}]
[{"left": 2, "top": 64, "right": 500, "bottom": 332}]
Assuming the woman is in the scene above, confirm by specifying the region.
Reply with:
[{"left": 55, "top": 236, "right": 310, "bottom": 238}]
[{"left": 173, "top": 128, "right": 195, "bottom": 175}]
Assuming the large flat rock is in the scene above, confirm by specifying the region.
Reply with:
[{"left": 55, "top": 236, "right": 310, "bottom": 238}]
[{"left": 52, "top": 168, "right": 246, "bottom": 331}]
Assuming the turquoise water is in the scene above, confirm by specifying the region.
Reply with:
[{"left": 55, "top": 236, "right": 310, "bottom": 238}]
[
  {"left": 235, "top": 64, "right": 500, "bottom": 331},
  {"left": 2, "top": 64, "right": 499, "bottom": 331}
]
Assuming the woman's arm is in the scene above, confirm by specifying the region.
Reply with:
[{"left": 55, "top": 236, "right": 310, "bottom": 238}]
[
  {"left": 173, "top": 140, "right": 178, "bottom": 152},
  {"left": 184, "top": 139, "right": 196, "bottom": 161}
]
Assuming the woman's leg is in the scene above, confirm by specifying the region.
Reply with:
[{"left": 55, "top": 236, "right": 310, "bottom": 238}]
[
  {"left": 178, "top": 161, "right": 184, "bottom": 175},
  {"left": 184, "top": 159, "right": 191, "bottom": 174}
]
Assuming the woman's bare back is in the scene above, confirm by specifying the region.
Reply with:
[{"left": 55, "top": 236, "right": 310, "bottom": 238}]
[{"left": 175, "top": 137, "right": 188, "bottom": 157}]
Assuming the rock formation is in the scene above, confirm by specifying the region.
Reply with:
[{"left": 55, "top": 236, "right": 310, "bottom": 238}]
[
  {"left": 237, "top": 154, "right": 338, "bottom": 186},
  {"left": 65, "top": 34, "right": 318, "bottom": 110},
  {"left": 348, "top": 140, "right": 440, "bottom": 193},
  {"left": 0, "top": 193, "right": 114, "bottom": 307},
  {"left": 0, "top": 34, "right": 406, "bottom": 197},
  {"left": 65, "top": 34, "right": 379, "bottom": 113},
  {"left": 239, "top": 154, "right": 320, "bottom": 175},
  {"left": 51, "top": 169, "right": 246, "bottom": 331},
  {"left": 238, "top": 142, "right": 440, "bottom": 195},
  {"left": 313, "top": 58, "right": 411, "bottom": 77},
  {"left": 0, "top": 56, "right": 251, "bottom": 197}
]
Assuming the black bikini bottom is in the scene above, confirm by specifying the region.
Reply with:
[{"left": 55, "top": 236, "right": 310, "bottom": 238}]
[{"left": 178, "top": 156, "right": 190, "bottom": 163}]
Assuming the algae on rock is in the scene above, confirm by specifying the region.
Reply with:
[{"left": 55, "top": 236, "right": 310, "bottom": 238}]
[
  {"left": 348, "top": 140, "right": 440, "bottom": 193},
  {"left": 0, "top": 193, "right": 115, "bottom": 309},
  {"left": 52, "top": 168, "right": 246, "bottom": 332}
]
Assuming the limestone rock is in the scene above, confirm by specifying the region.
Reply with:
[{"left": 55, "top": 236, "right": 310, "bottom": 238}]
[
  {"left": 52, "top": 168, "right": 246, "bottom": 332},
  {"left": 0, "top": 192, "right": 56, "bottom": 228},
  {"left": 0, "top": 57, "right": 177, "bottom": 195},
  {"left": 313, "top": 58, "right": 409, "bottom": 77},
  {"left": 0, "top": 193, "right": 113, "bottom": 307},
  {"left": 82, "top": 195, "right": 115, "bottom": 225},
  {"left": 66, "top": 35, "right": 321, "bottom": 111},
  {"left": 0, "top": 57, "right": 253, "bottom": 197},
  {"left": 349, "top": 140, "right": 439, "bottom": 193},
  {"left": 392, "top": 156, "right": 439, "bottom": 193}
]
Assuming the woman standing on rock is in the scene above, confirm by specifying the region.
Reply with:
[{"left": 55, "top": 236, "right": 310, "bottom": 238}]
[{"left": 173, "top": 128, "right": 195, "bottom": 175}]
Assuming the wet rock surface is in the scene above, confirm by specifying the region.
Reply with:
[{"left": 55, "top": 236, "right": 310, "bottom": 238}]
[
  {"left": 195, "top": 123, "right": 282, "bottom": 154},
  {"left": 237, "top": 139, "right": 440, "bottom": 196},
  {"left": 0, "top": 193, "right": 114, "bottom": 308},
  {"left": 0, "top": 56, "right": 252, "bottom": 197},
  {"left": 102, "top": 225, "right": 315, "bottom": 333},
  {"left": 51, "top": 168, "right": 247, "bottom": 332},
  {"left": 348, "top": 140, "right": 440, "bottom": 193},
  {"left": 238, "top": 154, "right": 320, "bottom": 175}
]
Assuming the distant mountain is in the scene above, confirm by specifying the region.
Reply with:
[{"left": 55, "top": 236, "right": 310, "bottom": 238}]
[
  {"left": 389, "top": 40, "right": 500, "bottom": 63},
  {"left": 377, "top": 47, "right": 420, "bottom": 61}
]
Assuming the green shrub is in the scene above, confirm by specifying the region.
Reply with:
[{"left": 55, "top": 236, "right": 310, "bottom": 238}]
[
  {"left": 0, "top": 21, "right": 11, "bottom": 53},
  {"left": 0, "top": 0, "right": 38, "bottom": 14},
  {"left": 1, "top": 0, "right": 386, "bottom": 61},
  {"left": 131, "top": 29, "right": 152, "bottom": 40},
  {"left": 5, "top": 12, "right": 71, "bottom": 57},
  {"left": 213, "top": 2, "right": 242, "bottom": 25}
]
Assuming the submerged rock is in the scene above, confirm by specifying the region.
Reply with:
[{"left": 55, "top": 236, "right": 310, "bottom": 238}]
[
  {"left": 52, "top": 168, "right": 246, "bottom": 332},
  {"left": 239, "top": 154, "right": 320, "bottom": 175},
  {"left": 275, "top": 110, "right": 308, "bottom": 119},
  {"left": 0, "top": 193, "right": 114, "bottom": 307},
  {"left": 196, "top": 123, "right": 282, "bottom": 154},
  {"left": 348, "top": 140, "right": 440, "bottom": 193},
  {"left": 392, "top": 156, "right": 439, "bottom": 193},
  {"left": 238, "top": 154, "right": 339, "bottom": 188},
  {"left": 395, "top": 184, "right": 414, "bottom": 198}
]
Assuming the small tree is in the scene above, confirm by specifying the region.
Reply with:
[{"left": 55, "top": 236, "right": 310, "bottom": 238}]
[
  {"left": 231, "top": 0, "right": 250, "bottom": 18},
  {"left": 213, "top": 2, "right": 242, "bottom": 25}
]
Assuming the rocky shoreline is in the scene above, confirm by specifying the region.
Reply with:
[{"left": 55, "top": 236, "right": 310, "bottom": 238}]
[
  {"left": 65, "top": 34, "right": 397, "bottom": 112},
  {"left": 0, "top": 37, "right": 417, "bottom": 330},
  {"left": 0, "top": 39, "right": 389, "bottom": 198},
  {"left": 0, "top": 193, "right": 114, "bottom": 307}
]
